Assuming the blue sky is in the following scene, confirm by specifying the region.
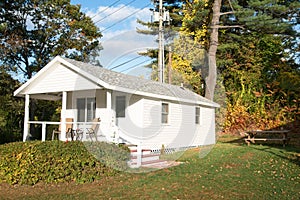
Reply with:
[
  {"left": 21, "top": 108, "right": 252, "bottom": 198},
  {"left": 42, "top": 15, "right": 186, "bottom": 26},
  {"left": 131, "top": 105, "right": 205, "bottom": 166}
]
[{"left": 70, "top": 0, "right": 157, "bottom": 77}]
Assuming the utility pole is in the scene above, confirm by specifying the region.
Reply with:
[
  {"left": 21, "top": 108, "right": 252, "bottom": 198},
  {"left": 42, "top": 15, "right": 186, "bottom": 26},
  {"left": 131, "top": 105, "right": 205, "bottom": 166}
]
[
  {"left": 168, "top": 45, "right": 172, "bottom": 84},
  {"left": 151, "top": 0, "right": 170, "bottom": 83},
  {"left": 158, "top": 0, "right": 164, "bottom": 83}
]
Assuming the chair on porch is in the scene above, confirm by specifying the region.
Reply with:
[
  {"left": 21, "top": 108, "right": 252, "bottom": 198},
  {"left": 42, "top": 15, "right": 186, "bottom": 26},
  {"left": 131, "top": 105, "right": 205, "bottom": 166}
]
[
  {"left": 86, "top": 118, "right": 101, "bottom": 141},
  {"left": 52, "top": 118, "right": 73, "bottom": 140}
]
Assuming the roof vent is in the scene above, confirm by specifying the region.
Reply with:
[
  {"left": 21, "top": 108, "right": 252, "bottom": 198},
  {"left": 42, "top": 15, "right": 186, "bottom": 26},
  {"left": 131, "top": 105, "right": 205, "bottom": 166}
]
[{"left": 180, "top": 83, "right": 184, "bottom": 89}]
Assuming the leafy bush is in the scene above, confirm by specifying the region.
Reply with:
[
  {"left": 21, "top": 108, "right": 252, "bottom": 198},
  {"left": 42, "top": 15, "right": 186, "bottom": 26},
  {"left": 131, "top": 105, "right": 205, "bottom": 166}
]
[
  {"left": 84, "top": 142, "right": 130, "bottom": 172},
  {"left": 0, "top": 141, "right": 130, "bottom": 185}
]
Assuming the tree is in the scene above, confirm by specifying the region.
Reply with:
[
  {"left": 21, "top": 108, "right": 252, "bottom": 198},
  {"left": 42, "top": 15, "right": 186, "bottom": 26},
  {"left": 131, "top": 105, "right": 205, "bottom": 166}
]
[
  {"left": 218, "top": 0, "right": 300, "bottom": 130},
  {"left": 181, "top": 0, "right": 299, "bottom": 99},
  {"left": 0, "top": 69, "right": 24, "bottom": 144},
  {"left": 0, "top": 0, "right": 103, "bottom": 141},
  {"left": 179, "top": 0, "right": 299, "bottom": 132},
  {"left": 0, "top": 0, "right": 102, "bottom": 79}
]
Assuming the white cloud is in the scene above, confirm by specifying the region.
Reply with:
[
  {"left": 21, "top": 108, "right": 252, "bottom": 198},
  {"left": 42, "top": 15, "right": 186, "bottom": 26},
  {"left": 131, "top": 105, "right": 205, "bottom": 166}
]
[
  {"left": 85, "top": 4, "right": 156, "bottom": 78},
  {"left": 100, "top": 30, "right": 156, "bottom": 68},
  {"left": 87, "top": 5, "right": 152, "bottom": 40}
]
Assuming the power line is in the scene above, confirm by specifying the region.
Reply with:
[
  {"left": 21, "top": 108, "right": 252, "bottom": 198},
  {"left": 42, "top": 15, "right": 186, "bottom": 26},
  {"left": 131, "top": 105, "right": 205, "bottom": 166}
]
[
  {"left": 120, "top": 58, "right": 153, "bottom": 73},
  {"left": 91, "top": 0, "right": 121, "bottom": 19},
  {"left": 94, "top": 0, "right": 137, "bottom": 24},
  {"left": 109, "top": 55, "right": 143, "bottom": 70},
  {"left": 101, "top": 3, "right": 152, "bottom": 32}
]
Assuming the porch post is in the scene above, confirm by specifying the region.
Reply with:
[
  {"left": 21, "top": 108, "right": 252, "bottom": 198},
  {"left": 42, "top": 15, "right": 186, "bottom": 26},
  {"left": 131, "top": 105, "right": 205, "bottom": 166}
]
[
  {"left": 23, "top": 94, "right": 30, "bottom": 142},
  {"left": 60, "top": 91, "right": 67, "bottom": 141},
  {"left": 106, "top": 90, "right": 113, "bottom": 119},
  {"left": 137, "top": 141, "right": 142, "bottom": 167},
  {"left": 106, "top": 90, "right": 112, "bottom": 110}
]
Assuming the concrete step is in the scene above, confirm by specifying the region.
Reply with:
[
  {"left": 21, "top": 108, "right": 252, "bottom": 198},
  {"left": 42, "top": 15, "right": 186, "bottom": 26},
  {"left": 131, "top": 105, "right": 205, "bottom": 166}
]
[
  {"left": 130, "top": 149, "right": 152, "bottom": 156},
  {"left": 129, "top": 159, "right": 168, "bottom": 168},
  {"left": 131, "top": 153, "right": 160, "bottom": 163}
]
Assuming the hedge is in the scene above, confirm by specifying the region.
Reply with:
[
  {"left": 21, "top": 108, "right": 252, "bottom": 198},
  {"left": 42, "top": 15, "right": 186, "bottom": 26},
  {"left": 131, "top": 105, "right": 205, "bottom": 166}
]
[{"left": 0, "top": 141, "right": 130, "bottom": 185}]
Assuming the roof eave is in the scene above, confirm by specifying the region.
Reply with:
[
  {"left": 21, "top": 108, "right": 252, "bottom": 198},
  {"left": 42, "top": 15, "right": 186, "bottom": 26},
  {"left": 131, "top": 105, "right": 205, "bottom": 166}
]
[{"left": 110, "top": 85, "right": 219, "bottom": 108}]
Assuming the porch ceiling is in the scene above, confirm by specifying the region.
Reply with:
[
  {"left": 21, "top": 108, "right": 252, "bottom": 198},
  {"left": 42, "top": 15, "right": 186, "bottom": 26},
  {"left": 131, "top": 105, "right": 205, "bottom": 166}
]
[{"left": 30, "top": 93, "right": 61, "bottom": 101}]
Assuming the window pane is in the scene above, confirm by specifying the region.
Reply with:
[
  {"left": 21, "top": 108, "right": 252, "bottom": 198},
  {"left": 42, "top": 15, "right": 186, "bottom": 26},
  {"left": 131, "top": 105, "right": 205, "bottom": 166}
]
[
  {"left": 116, "top": 96, "right": 126, "bottom": 118},
  {"left": 162, "top": 114, "right": 168, "bottom": 124},
  {"left": 162, "top": 103, "right": 168, "bottom": 113},
  {"left": 195, "top": 107, "right": 200, "bottom": 124},
  {"left": 87, "top": 98, "right": 96, "bottom": 122},
  {"left": 77, "top": 98, "right": 85, "bottom": 122},
  {"left": 161, "top": 103, "right": 169, "bottom": 123}
]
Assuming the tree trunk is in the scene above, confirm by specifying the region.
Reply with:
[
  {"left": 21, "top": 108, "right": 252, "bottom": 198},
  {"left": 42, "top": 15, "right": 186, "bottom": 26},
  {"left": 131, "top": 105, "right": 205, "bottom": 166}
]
[{"left": 205, "top": 0, "right": 221, "bottom": 101}]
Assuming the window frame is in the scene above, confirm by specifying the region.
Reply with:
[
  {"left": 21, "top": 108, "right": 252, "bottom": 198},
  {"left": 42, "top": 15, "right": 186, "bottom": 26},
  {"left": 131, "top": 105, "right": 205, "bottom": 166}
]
[
  {"left": 77, "top": 97, "right": 96, "bottom": 122},
  {"left": 116, "top": 95, "right": 126, "bottom": 118}
]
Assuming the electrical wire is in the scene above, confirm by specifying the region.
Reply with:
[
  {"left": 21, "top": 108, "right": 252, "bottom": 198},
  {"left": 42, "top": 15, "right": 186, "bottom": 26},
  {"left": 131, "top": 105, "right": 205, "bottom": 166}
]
[
  {"left": 91, "top": 0, "right": 122, "bottom": 19},
  {"left": 101, "top": 3, "right": 152, "bottom": 32},
  {"left": 94, "top": 0, "right": 137, "bottom": 24},
  {"left": 109, "top": 55, "right": 143, "bottom": 70},
  {"left": 120, "top": 58, "right": 153, "bottom": 73}
]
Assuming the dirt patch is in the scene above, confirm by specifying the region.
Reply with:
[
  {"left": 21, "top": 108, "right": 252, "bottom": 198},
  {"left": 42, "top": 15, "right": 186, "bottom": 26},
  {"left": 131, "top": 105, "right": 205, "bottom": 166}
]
[{"left": 239, "top": 152, "right": 255, "bottom": 160}]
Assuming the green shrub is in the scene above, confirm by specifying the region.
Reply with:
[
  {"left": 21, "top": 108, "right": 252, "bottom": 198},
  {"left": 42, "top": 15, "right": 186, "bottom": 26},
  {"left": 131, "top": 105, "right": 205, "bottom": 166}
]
[
  {"left": 0, "top": 141, "right": 130, "bottom": 185},
  {"left": 84, "top": 142, "right": 130, "bottom": 172}
]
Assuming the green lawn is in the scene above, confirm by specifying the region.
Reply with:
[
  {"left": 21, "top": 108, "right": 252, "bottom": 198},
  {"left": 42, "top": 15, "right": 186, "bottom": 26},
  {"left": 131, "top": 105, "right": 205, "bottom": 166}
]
[{"left": 0, "top": 141, "right": 299, "bottom": 199}]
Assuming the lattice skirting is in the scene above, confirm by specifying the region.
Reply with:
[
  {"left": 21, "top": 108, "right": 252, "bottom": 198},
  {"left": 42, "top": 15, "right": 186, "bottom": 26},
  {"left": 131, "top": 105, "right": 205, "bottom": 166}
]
[{"left": 150, "top": 145, "right": 206, "bottom": 155}]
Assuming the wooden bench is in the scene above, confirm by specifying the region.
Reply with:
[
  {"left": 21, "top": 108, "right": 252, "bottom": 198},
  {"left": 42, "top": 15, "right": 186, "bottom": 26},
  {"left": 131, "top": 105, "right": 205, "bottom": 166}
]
[{"left": 244, "top": 130, "right": 290, "bottom": 147}]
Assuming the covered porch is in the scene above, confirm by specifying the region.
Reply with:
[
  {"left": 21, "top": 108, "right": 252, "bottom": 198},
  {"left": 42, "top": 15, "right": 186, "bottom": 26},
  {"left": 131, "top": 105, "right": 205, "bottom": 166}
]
[{"left": 21, "top": 89, "right": 114, "bottom": 142}]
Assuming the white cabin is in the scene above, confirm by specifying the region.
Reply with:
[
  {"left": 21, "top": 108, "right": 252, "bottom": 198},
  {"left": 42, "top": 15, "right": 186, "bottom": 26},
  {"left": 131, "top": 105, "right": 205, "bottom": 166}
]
[{"left": 14, "top": 56, "right": 219, "bottom": 159}]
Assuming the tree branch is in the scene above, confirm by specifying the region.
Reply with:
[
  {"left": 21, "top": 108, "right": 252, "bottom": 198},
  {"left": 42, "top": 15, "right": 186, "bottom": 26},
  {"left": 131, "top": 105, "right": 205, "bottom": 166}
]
[
  {"left": 219, "top": 11, "right": 235, "bottom": 16},
  {"left": 210, "top": 25, "right": 244, "bottom": 29},
  {"left": 228, "top": 0, "right": 235, "bottom": 12}
]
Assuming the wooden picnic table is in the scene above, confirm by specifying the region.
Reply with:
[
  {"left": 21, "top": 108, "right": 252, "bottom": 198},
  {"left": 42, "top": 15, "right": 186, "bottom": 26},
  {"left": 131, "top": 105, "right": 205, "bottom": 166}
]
[{"left": 244, "top": 130, "right": 290, "bottom": 147}]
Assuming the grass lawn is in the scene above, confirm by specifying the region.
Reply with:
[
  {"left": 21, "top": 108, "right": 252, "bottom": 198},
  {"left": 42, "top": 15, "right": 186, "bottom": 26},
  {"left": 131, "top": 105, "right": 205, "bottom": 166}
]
[{"left": 0, "top": 140, "right": 299, "bottom": 199}]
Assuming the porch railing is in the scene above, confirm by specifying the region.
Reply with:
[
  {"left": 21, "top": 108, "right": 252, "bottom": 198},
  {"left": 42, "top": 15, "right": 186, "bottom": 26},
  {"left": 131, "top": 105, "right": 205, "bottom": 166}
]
[{"left": 27, "top": 121, "right": 101, "bottom": 141}]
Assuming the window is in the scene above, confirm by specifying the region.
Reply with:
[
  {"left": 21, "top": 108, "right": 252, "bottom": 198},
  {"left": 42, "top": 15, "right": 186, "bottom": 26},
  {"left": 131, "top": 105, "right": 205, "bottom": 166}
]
[
  {"left": 116, "top": 96, "right": 126, "bottom": 118},
  {"left": 161, "top": 103, "right": 169, "bottom": 124},
  {"left": 77, "top": 97, "right": 96, "bottom": 122},
  {"left": 195, "top": 107, "right": 200, "bottom": 124}
]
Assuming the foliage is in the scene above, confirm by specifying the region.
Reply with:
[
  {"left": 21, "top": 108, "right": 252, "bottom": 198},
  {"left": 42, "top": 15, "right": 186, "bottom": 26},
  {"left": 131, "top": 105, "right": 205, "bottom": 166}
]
[
  {"left": 0, "top": 0, "right": 102, "bottom": 79},
  {"left": 84, "top": 142, "right": 130, "bottom": 172},
  {"left": 219, "top": 30, "right": 300, "bottom": 132},
  {"left": 170, "top": 54, "right": 203, "bottom": 94},
  {"left": 0, "top": 70, "right": 23, "bottom": 144},
  {"left": 180, "top": 0, "right": 300, "bottom": 131},
  {"left": 180, "top": 0, "right": 211, "bottom": 49},
  {"left": 0, "top": 141, "right": 130, "bottom": 185}
]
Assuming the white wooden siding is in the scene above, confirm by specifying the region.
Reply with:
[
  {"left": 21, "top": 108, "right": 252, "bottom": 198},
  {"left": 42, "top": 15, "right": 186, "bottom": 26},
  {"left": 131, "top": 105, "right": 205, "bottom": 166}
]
[
  {"left": 140, "top": 98, "right": 216, "bottom": 150},
  {"left": 192, "top": 107, "right": 216, "bottom": 146},
  {"left": 112, "top": 92, "right": 144, "bottom": 140},
  {"left": 64, "top": 90, "right": 215, "bottom": 147},
  {"left": 142, "top": 98, "right": 162, "bottom": 141},
  {"left": 25, "top": 63, "right": 99, "bottom": 94}
]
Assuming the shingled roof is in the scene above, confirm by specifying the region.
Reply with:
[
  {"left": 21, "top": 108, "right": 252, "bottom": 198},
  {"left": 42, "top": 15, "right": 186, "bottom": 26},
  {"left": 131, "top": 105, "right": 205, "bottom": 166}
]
[{"left": 63, "top": 57, "right": 219, "bottom": 107}]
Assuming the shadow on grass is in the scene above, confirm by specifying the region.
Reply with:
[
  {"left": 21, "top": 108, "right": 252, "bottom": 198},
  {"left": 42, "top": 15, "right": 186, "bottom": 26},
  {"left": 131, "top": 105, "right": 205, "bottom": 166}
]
[
  {"left": 221, "top": 133, "right": 300, "bottom": 167},
  {"left": 249, "top": 145, "right": 300, "bottom": 167},
  {"left": 222, "top": 119, "right": 300, "bottom": 163}
]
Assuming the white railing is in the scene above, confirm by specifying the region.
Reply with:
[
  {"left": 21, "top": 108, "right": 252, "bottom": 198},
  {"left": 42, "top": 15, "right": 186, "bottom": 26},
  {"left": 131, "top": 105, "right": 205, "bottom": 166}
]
[{"left": 27, "top": 121, "right": 101, "bottom": 141}]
